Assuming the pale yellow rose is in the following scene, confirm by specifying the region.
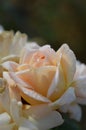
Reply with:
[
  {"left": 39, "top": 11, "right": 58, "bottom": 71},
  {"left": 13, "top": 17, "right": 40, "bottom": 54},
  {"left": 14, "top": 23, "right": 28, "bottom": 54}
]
[
  {"left": 0, "top": 30, "right": 27, "bottom": 63},
  {"left": 2, "top": 43, "right": 76, "bottom": 109},
  {"left": 59, "top": 61, "right": 86, "bottom": 122},
  {"left": 0, "top": 78, "right": 63, "bottom": 130},
  {"left": 72, "top": 61, "right": 86, "bottom": 104}
]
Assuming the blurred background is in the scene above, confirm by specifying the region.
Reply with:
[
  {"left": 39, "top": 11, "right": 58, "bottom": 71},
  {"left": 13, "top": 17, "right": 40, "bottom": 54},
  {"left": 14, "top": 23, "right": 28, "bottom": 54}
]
[{"left": 0, "top": 0, "right": 86, "bottom": 130}]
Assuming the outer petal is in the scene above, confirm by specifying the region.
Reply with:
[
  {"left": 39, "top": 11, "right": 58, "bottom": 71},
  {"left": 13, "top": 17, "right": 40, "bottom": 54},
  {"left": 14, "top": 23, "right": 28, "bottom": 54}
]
[
  {"left": 0, "top": 80, "right": 10, "bottom": 113},
  {"left": 59, "top": 103, "right": 82, "bottom": 121},
  {"left": 24, "top": 104, "right": 53, "bottom": 119},
  {"left": 5, "top": 72, "right": 31, "bottom": 89},
  {"left": 1, "top": 55, "right": 19, "bottom": 63},
  {"left": 56, "top": 44, "right": 76, "bottom": 85},
  {"left": 3, "top": 72, "right": 21, "bottom": 101},
  {"left": 25, "top": 105, "right": 64, "bottom": 130},
  {"left": 0, "top": 123, "right": 15, "bottom": 130},
  {"left": 76, "top": 97, "right": 86, "bottom": 105},
  {"left": 18, "top": 118, "right": 39, "bottom": 130},
  {"left": 10, "top": 99, "right": 23, "bottom": 124},
  {"left": 73, "top": 76, "right": 86, "bottom": 98},
  {"left": 2, "top": 61, "right": 18, "bottom": 71},
  {"left": 31, "top": 111, "right": 64, "bottom": 130},
  {"left": 71, "top": 104, "right": 81, "bottom": 121},
  {"left": 74, "top": 61, "right": 86, "bottom": 80},
  {"left": 9, "top": 31, "right": 27, "bottom": 55},
  {"left": 0, "top": 31, "right": 14, "bottom": 58},
  {"left": 0, "top": 112, "right": 11, "bottom": 125},
  {"left": 73, "top": 61, "right": 86, "bottom": 99},
  {"left": 19, "top": 127, "right": 30, "bottom": 130},
  {"left": 0, "top": 31, "right": 27, "bottom": 58},
  {"left": 26, "top": 42, "right": 40, "bottom": 49},
  {"left": 49, "top": 87, "right": 76, "bottom": 109}
]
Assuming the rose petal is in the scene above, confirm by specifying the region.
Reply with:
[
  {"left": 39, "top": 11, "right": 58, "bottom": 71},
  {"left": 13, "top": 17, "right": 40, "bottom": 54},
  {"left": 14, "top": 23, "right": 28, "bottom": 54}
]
[
  {"left": 16, "top": 66, "right": 56, "bottom": 96},
  {"left": 8, "top": 72, "right": 32, "bottom": 88},
  {"left": 18, "top": 118, "right": 38, "bottom": 130},
  {"left": 9, "top": 72, "right": 51, "bottom": 104},
  {"left": 0, "top": 102, "right": 4, "bottom": 114},
  {"left": 18, "top": 87, "right": 51, "bottom": 105},
  {"left": 39, "top": 45, "right": 57, "bottom": 65},
  {"left": 0, "top": 112, "right": 11, "bottom": 125},
  {"left": 10, "top": 31, "right": 27, "bottom": 55},
  {"left": 20, "top": 43, "right": 40, "bottom": 64},
  {"left": 19, "top": 126, "right": 36, "bottom": 130},
  {"left": 26, "top": 104, "right": 63, "bottom": 130},
  {"left": 25, "top": 104, "right": 53, "bottom": 120},
  {"left": 0, "top": 65, "right": 3, "bottom": 77},
  {"left": 2, "top": 61, "right": 18, "bottom": 71},
  {"left": 25, "top": 104, "right": 64, "bottom": 129},
  {"left": 0, "top": 85, "right": 10, "bottom": 113},
  {"left": 31, "top": 111, "right": 64, "bottom": 130},
  {"left": 1, "top": 55, "right": 19, "bottom": 63},
  {"left": 3, "top": 72, "right": 15, "bottom": 86},
  {"left": 0, "top": 31, "right": 14, "bottom": 58},
  {"left": 0, "top": 123, "right": 15, "bottom": 130},
  {"left": 68, "top": 104, "right": 82, "bottom": 121},
  {"left": 73, "top": 76, "right": 86, "bottom": 98},
  {"left": 17, "top": 64, "right": 30, "bottom": 71},
  {"left": 10, "top": 99, "right": 23, "bottom": 124},
  {"left": 76, "top": 97, "right": 86, "bottom": 105},
  {"left": 49, "top": 87, "right": 76, "bottom": 109},
  {"left": 25, "top": 42, "right": 40, "bottom": 50},
  {"left": 74, "top": 61, "right": 86, "bottom": 80},
  {"left": 0, "top": 31, "right": 27, "bottom": 58},
  {"left": 10, "top": 99, "right": 39, "bottom": 130},
  {"left": 47, "top": 64, "right": 65, "bottom": 100},
  {"left": 73, "top": 62, "right": 86, "bottom": 99},
  {"left": 56, "top": 44, "right": 76, "bottom": 85},
  {"left": 3, "top": 72, "right": 21, "bottom": 101},
  {"left": 59, "top": 103, "right": 82, "bottom": 121}
]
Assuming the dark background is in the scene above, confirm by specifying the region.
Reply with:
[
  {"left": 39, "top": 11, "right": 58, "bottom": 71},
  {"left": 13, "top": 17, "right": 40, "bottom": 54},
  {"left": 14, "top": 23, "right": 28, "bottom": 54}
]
[{"left": 0, "top": 0, "right": 86, "bottom": 130}]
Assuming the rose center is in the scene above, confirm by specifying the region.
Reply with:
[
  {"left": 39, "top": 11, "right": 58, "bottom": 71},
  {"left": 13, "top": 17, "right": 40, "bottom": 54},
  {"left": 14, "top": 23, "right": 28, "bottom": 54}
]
[{"left": 29, "top": 52, "right": 50, "bottom": 67}]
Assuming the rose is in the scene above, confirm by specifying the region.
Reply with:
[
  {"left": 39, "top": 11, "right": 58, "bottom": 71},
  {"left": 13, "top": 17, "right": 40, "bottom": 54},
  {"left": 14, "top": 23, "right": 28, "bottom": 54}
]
[
  {"left": 0, "top": 30, "right": 27, "bottom": 63},
  {"left": 0, "top": 30, "right": 27, "bottom": 77},
  {"left": 72, "top": 61, "right": 86, "bottom": 104},
  {"left": 59, "top": 61, "right": 86, "bottom": 122},
  {"left": 3, "top": 43, "right": 76, "bottom": 109}
]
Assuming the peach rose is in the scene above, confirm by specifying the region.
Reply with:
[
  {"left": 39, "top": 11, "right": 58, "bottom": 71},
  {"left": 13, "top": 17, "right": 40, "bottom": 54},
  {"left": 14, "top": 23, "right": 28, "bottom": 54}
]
[{"left": 2, "top": 43, "right": 76, "bottom": 109}]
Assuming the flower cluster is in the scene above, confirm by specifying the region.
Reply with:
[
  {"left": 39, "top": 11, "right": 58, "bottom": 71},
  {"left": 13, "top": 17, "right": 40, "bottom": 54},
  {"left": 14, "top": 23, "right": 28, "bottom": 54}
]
[{"left": 0, "top": 29, "right": 86, "bottom": 130}]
